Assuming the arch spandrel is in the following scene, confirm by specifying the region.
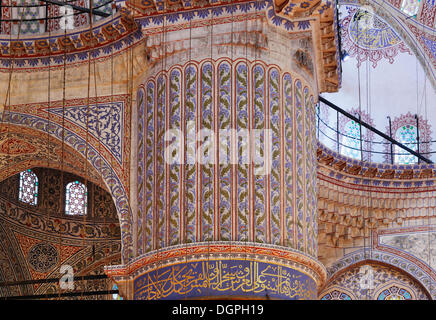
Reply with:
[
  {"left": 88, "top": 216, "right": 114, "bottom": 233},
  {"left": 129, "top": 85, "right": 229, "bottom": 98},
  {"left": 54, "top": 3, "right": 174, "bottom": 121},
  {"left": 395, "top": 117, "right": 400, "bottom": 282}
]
[
  {"left": 0, "top": 124, "right": 104, "bottom": 187},
  {"left": 0, "top": 100, "right": 134, "bottom": 263},
  {"left": 321, "top": 253, "right": 433, "bottom": 299}
]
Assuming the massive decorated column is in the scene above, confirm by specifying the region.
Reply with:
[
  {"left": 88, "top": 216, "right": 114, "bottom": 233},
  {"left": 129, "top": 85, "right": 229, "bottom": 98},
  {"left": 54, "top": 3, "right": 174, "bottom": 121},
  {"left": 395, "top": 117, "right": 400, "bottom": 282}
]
[{"left": 106, "top": 0, "right": 341, "bottom": 300}]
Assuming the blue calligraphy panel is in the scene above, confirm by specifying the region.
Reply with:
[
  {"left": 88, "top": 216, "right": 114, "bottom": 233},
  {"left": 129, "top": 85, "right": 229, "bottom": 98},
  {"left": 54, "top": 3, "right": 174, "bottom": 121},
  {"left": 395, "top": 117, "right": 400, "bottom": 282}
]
[{"left": 133, "top": 259, "right": 317, "bottom": 300}]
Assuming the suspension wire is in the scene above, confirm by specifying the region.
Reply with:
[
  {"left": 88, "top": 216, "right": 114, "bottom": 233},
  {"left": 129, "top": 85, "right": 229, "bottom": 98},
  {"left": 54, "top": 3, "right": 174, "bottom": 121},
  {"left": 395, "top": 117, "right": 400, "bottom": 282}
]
[
  {"left": 57, "top": 0, "right": 69, "bottom": 299},
  {"left": 206, "top": 2, "right": 213, "bottom": 298},
  {"left": 82, "top": 0, "right": 95, "bottom": 299},
  {"left": 89, "top": 0, "right": 108, "bottom": 297},
  {"left": 0, "top": 0, "right": 27, "bottom": 300},
  {"left": 127, "top": 9, "right": 134, "bottom": 300},
  {"left": 365, "top": 2, "right": 373, "bottom": 301},
  {"left": 101, "top": 0, "right": 116, "bottom": 300},
  {"left": 103, "top": 0, "right": 114, "bottom": 300},
  {"left": 427, "top": 16, "right": 433, "bottom": 301},
  {"left": 421, "top": 8, "right": 432, "bottom": 300},
  {"left": 182, "top": 3, "right": 193, "bottom": 300},
  {"left": 109, "top": 0, "right": 119, "bottom": 299},
  {"left": 243, "top": 0, "right": 248, "bottom": 298},
  {"left": 355, "top": 4, "right": 369, "bottom": 300},
  {"left": 45, "top": 0, "right": 52, "bottom": 298},
  {"left": 230, "top": 0, "right": 235, "bottom": 295},
  {"left": 155, "top": 7, "right": 165, "bottom": 299}
]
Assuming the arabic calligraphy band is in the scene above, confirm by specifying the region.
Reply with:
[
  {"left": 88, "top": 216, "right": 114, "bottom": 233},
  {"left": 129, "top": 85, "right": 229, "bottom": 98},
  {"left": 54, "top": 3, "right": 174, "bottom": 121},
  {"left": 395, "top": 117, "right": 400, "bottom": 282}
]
[{"left": 133, "top": 258, "right": 317, "bottom": 300}]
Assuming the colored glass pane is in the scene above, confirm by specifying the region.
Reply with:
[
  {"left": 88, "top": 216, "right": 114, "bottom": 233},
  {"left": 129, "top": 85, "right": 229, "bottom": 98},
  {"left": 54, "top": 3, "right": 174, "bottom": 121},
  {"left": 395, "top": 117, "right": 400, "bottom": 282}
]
[
  {"left": 341, "top": 120, "right": 362, "bottom": 159},
  {"left": 377, "top": 287, "right": 412, "bottom": 300},
  {"left": 400, "top": 0, "right": 421, "bottom": 17},
  {"left": 394, "top": 124, "right": 418, "bottom": 164},
  {"left": 321, "top": 290, "right": 352, "bottom": 300},
  {"left": 18, "top": 169, "right": 38, "bottom": 206},
  {"left": 65, "top": 181, "right": 87, "bottom": 216},
  {"left": 112, "top": 284, "right": 123, "bottom": 300}
]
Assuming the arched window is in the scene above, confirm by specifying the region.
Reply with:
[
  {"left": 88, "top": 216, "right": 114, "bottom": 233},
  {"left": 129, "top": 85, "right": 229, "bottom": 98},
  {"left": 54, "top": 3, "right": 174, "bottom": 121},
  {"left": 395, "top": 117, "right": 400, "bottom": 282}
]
[
  {"left": 65, "top": 181, "right": 87, "bottom": 216},
  {"left": 19, "top": 169, "right": 38, "bottom": 206},
  {"left": 377, "top": 286, "right": 412, "bottom": 300},
  {"left": 385, "top": 113, "right": 431, "bottom": 164},
  {"left": 321, "top": 290, "right": 352, "bottom": 300},
  {"left": 339, "top": 109, "right": 374, "bottom": 161},
  {"left": 112, "top": 284, "right": 123, "bottom": 300},
  {"left": 395, "top": 124, "right": 418, "bottom": 164},
  {"left": 341, "top": 119, "right": 362, "bottom": 160}
]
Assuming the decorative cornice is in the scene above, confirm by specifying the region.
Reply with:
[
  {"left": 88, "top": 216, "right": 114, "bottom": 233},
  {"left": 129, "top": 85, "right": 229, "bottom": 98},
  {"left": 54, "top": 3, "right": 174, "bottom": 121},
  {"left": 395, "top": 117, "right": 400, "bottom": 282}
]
[
  {"left": 105, "top": 242, "right": 328, "bottom": 287},
  {"left": 317, "top": 142, "right": 436, "bottom": 183},
  {"left": 0, "top": 196, "right": 121, "bottom": 241},
  {"left": 270, "top": 0, "right": 341, "bottom": 92},
  {"left": 0, "top": 12, "right": 142, "bottom": 71}
]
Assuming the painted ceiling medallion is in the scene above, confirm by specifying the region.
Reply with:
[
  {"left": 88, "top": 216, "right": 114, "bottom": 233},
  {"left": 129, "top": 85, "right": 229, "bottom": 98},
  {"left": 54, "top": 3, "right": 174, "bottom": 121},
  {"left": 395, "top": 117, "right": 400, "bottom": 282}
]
[
  {"left": 0, "top": 137, "right": 37, "bottom": 155},
  {"left": 27, "top": 242, "right": 59, "bottom": 273},
  {"left": 341, "top": 6, "right": 411, "bottom": 67}
]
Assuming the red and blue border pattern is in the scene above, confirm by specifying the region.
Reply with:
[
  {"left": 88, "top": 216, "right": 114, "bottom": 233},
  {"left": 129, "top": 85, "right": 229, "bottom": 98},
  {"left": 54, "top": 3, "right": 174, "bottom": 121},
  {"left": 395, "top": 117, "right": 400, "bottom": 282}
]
[
  {"left": 0, "top": 12, "right": 142, "bottom": 72},
  {"left": 105, "top": 242, "right": 326, "bottom": 300},
  {"left": 3, "top": 96, "right": 133, "bottom": 263}
]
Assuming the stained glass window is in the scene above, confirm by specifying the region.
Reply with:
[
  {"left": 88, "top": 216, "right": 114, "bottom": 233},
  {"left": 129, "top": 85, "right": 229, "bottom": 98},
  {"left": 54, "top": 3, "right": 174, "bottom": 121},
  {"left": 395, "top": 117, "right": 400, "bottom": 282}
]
[
  {"left": 394, "top": 124, "right": 418, "bottom": 164},
  {"left": 65, "top": 181, "right": 87, "bottom": 216},
  {"left": 377, "top": 286, "right": 412, "bottom": 300},
  {"left": 321, "top": 290, "right": 352, "bottom": 300},
  {"left": 19, "top": 169, "right": 38, "bottom": 206},
  {"left": 112, "top": 284, "right": 123, "bottom": 300},
  {"left": 400, "top": 0, "right": 421, "bottom": 17},
  {"left": 341, "top": 120, "right": 362, "bottom": 159}
]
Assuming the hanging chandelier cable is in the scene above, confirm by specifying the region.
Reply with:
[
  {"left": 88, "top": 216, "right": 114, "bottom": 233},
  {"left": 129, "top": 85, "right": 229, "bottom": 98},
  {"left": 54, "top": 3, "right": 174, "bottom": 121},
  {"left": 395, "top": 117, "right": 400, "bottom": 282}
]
[
  {"left": 420, "top": 13, "right": 432, "bottom": 299},
  {"left": 355, "top": 3, "right": 370, "bottom": 300},
  {"left": 230, "top": 0, "right": 235, "bottom": 295},
  {"left": 366, "top": 3, "right": 373, "bottom": 300},
  {"left": 1, "top": 2, "right": 27, "bottom": 300},
  {"left": 154, "top": 6, "right": 165, "bottom": 299},
  {"left": 207, "top": 2, "right": 213, "bottom": 298},
  {"left": 44, "top": 0, "right": 53, "bottom": 298},
  {"left": 127, "top": 8, "right": 134, "bottom": 300},
  {"left": 90, "top": 0, "right": 103, "bottom": 297},
  {"left": 81, "top": 0, "right": 96, "bottom": 299},
  {"left": 182, "top": 3, "right": 193, "bottom": 300},
  {"left": 109, "top": 0, "right": 119, "bottom": 299},
  {"left": 58, "top": 1, "right": 69, "bottom": 299}
]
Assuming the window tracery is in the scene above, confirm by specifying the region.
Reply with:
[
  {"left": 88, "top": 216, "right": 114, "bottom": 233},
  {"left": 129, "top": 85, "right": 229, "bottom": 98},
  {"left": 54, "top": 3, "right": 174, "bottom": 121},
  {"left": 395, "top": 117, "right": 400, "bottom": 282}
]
[
  {"left": 339, "top": 109, "right": 374, "bottom": 161},
  {"left": 377, "top": 286, "right": 412, "bottom": 300},
  {"left": 385, "top": 113, "right": 432, "bottom": 164},
  {"left": 395, "top": 124, "right": 418, "bottom": 164},
  {"left": 18, "top": 169, "right": 38, "bottom": 206},
  {"left": 321, "top": 290, "right": 352, "bottom": 300},
  {"left": 65, "top": 181, "right": 87, "bottom": 216},
  {"left": 112, "top": 284, "right": 123, "bottom": 300},
  {"left": 341, "top": 119, "right": 362, "bottom": 160}
]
